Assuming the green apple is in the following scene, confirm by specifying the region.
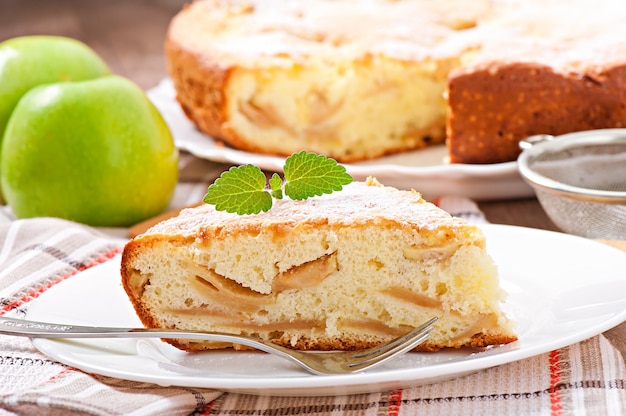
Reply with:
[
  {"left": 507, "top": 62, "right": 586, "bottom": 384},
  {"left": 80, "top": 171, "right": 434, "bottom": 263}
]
[
  {"left": 0, "top": 35, "right": 110, "bottom": 139},
  {"left": 1, "top": 75, "right": 179, "bottom": 227}
]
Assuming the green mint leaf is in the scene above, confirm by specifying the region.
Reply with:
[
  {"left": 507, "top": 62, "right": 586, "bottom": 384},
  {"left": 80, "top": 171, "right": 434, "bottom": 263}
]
[
  {"left": 204, "top": 152, "right": 353, "bottom": 214},
  {"left": 283, "top": 151, "right": 353, "bottom": 200},
  {"left": 269, "top": 173, "right": 283, "bottom": 199},
  {"left": 203, "top": 164, "right": 272, "bottom": 215}
]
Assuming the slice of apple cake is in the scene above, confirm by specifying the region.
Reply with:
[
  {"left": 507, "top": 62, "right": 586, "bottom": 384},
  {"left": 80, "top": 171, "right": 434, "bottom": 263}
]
[{"left": 120, "top": 178, "right": 516, "bottom": 352}]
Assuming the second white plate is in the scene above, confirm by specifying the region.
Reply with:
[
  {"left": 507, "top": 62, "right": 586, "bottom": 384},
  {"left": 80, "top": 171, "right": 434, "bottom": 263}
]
[
  {"left": 27, "top": 225, "right": 626, "bottom": 396},
  {"left": 147, "top": 79, "right": 534, "bottom": 200}
]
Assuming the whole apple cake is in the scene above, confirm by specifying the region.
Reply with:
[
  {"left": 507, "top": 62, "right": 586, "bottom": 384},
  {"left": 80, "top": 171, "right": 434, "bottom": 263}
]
[
  {"left": 165, "top": 0, "right": 626, "bottom": 164},
  {"left": 120, "top": 178, "right": 517, "bottom": 352}
]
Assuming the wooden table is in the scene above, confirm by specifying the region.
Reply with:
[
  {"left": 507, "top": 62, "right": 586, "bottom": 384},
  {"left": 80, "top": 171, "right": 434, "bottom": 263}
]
[{"left": 0, "top": 0, "right": 559, "bottom": 231}]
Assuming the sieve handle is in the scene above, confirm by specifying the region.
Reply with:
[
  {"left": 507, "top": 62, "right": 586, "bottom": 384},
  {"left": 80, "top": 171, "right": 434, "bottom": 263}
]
[{"left": 519, "top": 134, "right": 555, "bottom": 150}]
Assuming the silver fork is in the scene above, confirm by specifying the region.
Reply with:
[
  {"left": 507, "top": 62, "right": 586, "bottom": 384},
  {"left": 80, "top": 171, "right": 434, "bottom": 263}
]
[{"left": 0, "top": 316, "right": 437, "bottom": 375}]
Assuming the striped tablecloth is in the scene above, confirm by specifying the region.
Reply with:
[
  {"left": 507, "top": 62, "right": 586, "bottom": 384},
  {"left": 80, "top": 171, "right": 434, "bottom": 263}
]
[{"left": 1, "top": 154, "right": 626, "bottom": 415}]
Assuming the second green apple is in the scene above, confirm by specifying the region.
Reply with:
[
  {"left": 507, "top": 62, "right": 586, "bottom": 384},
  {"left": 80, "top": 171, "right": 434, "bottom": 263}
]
[{"left": 0, "top": 35, "right": 110, "bottom": 140}]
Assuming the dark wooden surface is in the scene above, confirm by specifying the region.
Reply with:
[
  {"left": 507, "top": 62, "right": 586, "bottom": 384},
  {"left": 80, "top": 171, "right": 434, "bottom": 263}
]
[{"left": 0, "top": 0, "right": 559, "bottom": 231}]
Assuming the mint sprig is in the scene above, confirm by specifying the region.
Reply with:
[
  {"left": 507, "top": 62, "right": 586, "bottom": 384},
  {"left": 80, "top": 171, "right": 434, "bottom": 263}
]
[{"left": 203, "top": 151, "right": 353, "bottom": 215}]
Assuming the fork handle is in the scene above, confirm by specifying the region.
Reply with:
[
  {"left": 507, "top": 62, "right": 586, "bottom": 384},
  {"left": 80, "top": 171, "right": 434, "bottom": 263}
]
[
  {"left": 0, "top": 316, "right": 275, "bottom": 352},
  {"left": 0, "top": 316, "right": 336, "bottom": 374}
]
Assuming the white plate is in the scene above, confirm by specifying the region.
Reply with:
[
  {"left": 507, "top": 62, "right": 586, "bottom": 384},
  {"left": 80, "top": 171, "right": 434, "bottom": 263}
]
[
  {"left": 28, "top": 224, "right": 626, "bottom": 396},
  {"left": 148, "top": 79, "right": 534, "bottom": 200}
]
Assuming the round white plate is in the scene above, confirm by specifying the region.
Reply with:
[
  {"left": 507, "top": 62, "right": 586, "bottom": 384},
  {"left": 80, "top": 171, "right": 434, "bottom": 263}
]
[
  {"left": 147, "top": 79, "right": 534, "bottom": 200},
  {"left": 28, "top": 224, "right": 626, "bottom": 396}
]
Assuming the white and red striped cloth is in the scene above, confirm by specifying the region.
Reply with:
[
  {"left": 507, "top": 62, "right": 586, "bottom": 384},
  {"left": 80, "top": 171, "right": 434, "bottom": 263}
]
[{"left": 1, "top": 155, "right": 626, "bottom": 415}]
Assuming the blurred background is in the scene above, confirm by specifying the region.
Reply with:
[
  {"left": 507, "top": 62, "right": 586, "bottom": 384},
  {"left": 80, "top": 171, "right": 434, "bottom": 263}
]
[{"left": 0, "top": 0, "right": 186, "bottom": 90}]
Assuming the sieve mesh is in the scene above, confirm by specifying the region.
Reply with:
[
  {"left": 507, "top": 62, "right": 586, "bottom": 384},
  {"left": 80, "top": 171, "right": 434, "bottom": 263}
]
[
  {"left": 536, "top": 189, "right": 626, "bottom": 239},
  {"left": 529, "top": 143, "right": 626, "bottom": 192},
  {"left": 524, "top": 140, "right": 626, "bottom": 239}
]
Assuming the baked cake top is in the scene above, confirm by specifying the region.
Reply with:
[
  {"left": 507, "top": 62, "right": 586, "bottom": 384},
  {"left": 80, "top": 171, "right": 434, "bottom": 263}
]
[
  {"left": 467, "top": 0, "right": 626, "bottom": 71},
  {"left": 169, "top": 0, "right": 626, "bottom": 71},
  {"left": 144, "top": 178, "right": 474, "bottom": 240},
  {"left": 168, "top": 0, "right": 489, "bottom": 65}
]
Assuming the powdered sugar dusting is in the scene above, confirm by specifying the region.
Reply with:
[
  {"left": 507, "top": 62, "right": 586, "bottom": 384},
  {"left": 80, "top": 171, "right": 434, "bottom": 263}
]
[{"left": 149, "top": 179, "right": 467, "bottom": 236}]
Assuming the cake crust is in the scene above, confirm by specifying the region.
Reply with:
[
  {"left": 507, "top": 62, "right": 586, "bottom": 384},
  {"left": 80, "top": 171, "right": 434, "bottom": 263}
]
[
  {"left": 447, "top": 62, "right": 626, "bottom": 164},
  {"left": 165, "top": 35, "right": 231, "bottom": 141}
]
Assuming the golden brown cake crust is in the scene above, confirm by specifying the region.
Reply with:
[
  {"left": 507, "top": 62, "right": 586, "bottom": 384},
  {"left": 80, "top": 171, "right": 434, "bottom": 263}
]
[
  {"left": 159, "top": 332, "right": 520, "bottom": 353},
  {"left": 447, "top": 62, "right": 626, "bottom": 164},
  {"left": 165, "top": 36, "right": 231, "bottom": 142}
]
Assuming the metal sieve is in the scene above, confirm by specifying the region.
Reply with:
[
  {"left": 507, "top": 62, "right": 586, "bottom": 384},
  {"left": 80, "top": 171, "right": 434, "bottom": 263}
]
[{"left": 517, "top": 129, "right": 626, "bottom": 240}]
